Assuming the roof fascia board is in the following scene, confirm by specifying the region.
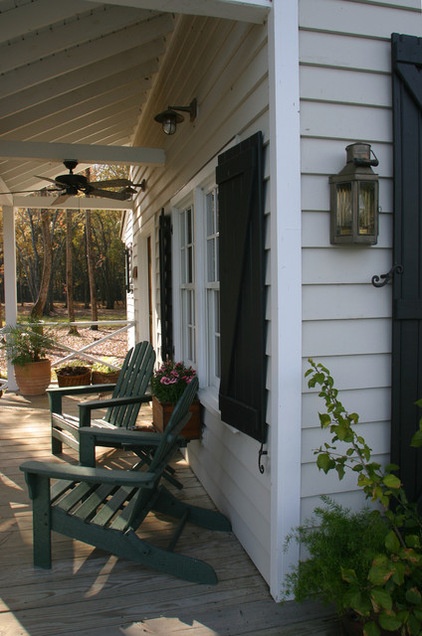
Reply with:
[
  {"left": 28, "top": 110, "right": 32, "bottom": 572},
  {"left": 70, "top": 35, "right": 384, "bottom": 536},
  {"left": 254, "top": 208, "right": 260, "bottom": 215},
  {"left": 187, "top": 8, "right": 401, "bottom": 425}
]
[
  {"left": 84, "top": 0, "right": 271, "bottom": 24},
  {"left": 0, "top": 140, "right": 165, "bottom": 166}
]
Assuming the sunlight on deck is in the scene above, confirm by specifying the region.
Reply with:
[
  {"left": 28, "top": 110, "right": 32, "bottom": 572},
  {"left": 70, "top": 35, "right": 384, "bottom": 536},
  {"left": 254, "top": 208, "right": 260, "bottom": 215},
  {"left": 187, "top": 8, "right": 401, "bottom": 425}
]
[{"left": 0, "top": 391, "right": 338, "bottom": 635}]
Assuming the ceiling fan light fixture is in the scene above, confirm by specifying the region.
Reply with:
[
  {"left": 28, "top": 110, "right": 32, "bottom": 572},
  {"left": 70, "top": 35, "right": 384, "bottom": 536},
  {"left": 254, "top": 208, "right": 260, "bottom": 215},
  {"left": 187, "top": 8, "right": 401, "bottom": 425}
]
[{"left": 154, "top": 98, "right": 197, "bottom": 135}]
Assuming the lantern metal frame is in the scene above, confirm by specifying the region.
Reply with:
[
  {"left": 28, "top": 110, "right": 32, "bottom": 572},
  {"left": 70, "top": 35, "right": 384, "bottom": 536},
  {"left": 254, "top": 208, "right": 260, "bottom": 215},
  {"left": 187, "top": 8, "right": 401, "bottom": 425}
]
[{"left": 329, "top": 143, "right": 379, "bottom": 245}]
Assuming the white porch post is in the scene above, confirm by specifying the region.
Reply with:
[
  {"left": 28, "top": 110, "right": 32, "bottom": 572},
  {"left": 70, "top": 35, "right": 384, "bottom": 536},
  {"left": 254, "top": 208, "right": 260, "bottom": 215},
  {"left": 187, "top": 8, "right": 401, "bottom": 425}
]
[
  {"left": 3, "top": 205, "right": 18, "bottom": 391},
  {"left": 268, "top": 1, "right": 302, "bottom": 601}
]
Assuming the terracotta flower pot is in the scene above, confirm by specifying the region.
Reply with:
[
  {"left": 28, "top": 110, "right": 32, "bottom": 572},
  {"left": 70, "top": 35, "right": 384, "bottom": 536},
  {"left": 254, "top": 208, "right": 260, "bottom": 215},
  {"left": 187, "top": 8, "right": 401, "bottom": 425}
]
[
  {"left": 152, "top": 396, "right": 202, "bottom": 440},
  {"left": 14, "top": 359, "right": 51, "bottom": 396}
]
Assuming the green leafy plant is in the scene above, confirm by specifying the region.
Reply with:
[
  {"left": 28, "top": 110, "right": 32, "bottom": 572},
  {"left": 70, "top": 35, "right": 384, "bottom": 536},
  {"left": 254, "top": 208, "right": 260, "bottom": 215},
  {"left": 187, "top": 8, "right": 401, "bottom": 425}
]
[
  {"left": 284, "top": 497, "right": 389, "bottom": 613},
  {"left": 0, "top": 319, "right": 57, "bottom": 366},
  {"left": 285, "top": 359, "right": 422, "bottom": 636},
  {"left": 151, "top": 359, "right": 196, "bottom": 405},
  {"left": 91, "top": 357, "right": 121, "bottom": 374}
]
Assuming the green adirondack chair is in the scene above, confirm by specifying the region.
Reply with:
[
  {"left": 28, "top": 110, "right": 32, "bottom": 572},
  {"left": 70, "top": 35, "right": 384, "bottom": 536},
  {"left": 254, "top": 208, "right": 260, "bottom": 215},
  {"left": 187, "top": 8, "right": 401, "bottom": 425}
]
[
  {"left": 50, "top": 341, "right": 155, "bottom": 463},
  {"left": 21, "top": 376, "right": 232, "bottom": 584}
]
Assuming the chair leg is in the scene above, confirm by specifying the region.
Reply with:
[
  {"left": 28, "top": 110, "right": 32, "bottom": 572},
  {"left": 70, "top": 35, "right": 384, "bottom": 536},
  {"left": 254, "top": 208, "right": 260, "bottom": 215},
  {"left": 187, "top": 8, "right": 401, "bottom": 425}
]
[
  {"left": 31, "top": 475, "right": 52, "bottom": 569},
  {"left": 79, "top": 433, "right": 96, "bottom": 467},
  {"left": 52, "top": 434, "right": 62, "bottom": 455},
  {"left": 153, "top": 487, "right": 232, "bottom": 532},
  {"left": 132, "top": 449, "right": 184, "bottom": 489},
  {"left": 125, "top": 530, "right": 218, "bottom": 584}
]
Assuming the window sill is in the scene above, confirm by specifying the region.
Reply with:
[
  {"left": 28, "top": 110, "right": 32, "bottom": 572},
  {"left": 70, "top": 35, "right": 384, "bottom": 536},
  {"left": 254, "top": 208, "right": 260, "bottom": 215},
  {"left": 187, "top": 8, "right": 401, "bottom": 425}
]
[
  {"left": 198, "top": 387, "right": 241, "bottom": 435},
  {"left": 198, "top": 387, "right": 220, "bottom": 418}
]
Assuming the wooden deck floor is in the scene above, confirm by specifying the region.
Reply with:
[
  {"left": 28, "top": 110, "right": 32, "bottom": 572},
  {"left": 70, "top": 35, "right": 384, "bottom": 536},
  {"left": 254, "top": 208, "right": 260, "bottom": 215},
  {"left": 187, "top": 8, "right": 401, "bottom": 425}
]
[{"left": 0, "top": 390, "right": 339, "bottom": 636}]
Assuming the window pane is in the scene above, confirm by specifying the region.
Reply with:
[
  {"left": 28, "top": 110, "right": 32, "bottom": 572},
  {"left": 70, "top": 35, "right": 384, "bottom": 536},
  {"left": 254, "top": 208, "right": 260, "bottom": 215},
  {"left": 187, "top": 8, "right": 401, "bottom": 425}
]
[{"left": 206, "top": 190, "right": 218, "bottom": 284}]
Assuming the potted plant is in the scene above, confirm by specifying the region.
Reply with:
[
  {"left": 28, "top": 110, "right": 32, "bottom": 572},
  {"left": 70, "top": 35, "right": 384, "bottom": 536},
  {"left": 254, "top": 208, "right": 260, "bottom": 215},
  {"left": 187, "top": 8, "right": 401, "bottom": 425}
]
[
  {"left": 0, "top": 319, "right": 57, "bottom": 395},
  {"left": 91, "top": 357, "right": 121, "bottom": 384},
  {"left": 151, "top": 359, "right": 201, "bottom": 439},
  {"left": 283, "top": 359, "right": 422, "bottom": 636},
  {"left": 55, "top": 360, "right": 91, "bottom": 387}
]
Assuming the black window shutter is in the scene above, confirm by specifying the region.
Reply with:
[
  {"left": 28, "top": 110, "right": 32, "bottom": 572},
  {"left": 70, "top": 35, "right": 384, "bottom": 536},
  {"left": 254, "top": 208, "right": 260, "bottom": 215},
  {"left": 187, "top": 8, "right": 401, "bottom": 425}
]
[
  {"left": 216, "top": 131, "right": 267, "bottom": 443},
  {"left": 391, "top": 33, "right": 422, "bottom": 502},
  {"left": 159, "top": 210, "right": 173, "bottom": 361}
]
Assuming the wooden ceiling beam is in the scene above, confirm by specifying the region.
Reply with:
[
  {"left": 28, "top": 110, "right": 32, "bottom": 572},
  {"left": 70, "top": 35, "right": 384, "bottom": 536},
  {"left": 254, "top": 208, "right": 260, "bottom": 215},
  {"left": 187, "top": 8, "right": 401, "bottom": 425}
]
[
  {"left": 0, "top": 6, "right": 156, "bottom": 75},
  {"left": 0, "top": 14, "right": 173, "bottom": 99},
  {"left": 0, "top": 0, "right": 98, "bottom": 42},
  {"left": 0, "top": 141, "right": 165, "bottom": 166}
]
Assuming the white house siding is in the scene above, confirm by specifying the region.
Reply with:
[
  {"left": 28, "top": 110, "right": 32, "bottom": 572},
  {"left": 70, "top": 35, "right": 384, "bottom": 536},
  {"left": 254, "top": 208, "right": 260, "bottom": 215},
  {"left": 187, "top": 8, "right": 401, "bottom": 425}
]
[
  {"left": 299, "top": 0, "right": 422, "bottom": 520},
  {"left": 131, "top": 15, "right": 273, "bottom": 583}
]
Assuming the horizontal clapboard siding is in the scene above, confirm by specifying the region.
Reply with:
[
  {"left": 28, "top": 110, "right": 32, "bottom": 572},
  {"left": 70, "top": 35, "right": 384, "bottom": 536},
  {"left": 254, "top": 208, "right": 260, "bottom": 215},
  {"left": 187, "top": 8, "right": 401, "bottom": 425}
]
[
  {"left": 132, "top": 15, "right": 272, "bottom": 585},
  {"left": 299, "top": 0, "right": 420, "bottom": 518}
]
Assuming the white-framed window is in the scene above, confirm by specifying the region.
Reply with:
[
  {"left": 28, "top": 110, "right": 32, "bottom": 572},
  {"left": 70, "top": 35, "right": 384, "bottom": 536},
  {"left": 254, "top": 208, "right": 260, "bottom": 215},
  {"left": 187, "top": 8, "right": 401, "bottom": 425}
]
[
  {"left": 171, "top": 170, "right": 220, "bottom": 401},
  {"left": 179, "top": 205, "right": 196, "bottom": 365}
]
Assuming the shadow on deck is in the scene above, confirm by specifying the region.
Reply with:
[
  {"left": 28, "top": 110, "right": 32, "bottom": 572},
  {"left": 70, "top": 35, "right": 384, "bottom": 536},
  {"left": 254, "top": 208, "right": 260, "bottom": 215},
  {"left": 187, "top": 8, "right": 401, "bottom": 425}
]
[{"left": 0, "top": 390, "right": 339, "bottom": 635}]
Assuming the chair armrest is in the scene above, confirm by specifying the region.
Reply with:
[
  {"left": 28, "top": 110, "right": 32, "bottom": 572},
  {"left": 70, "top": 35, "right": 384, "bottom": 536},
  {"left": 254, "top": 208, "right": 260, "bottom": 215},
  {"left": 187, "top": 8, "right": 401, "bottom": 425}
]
[
  {"left": 20, "top": 460, "right": 156, "bottom": 496},
  {"left": 48, "top": 383, "right": 117, "bottom": 415},
  {"left": 79, "top": 426, "right": 163, "bottom": 446},
  {"left": 78, "top": 394, "right": 152, "bottom": 427},
  {"left": 48, "top": 383, "right": 116, "bottom": 398}
]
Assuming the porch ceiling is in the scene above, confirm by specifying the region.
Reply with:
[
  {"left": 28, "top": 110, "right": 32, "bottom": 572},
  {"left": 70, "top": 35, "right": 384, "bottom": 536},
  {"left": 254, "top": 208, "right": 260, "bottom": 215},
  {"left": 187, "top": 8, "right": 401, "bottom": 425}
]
[
  {"left": 0, "top": 0, "right": 176, "bottom": 201},
  {"left": 0, "top": 0, "right": 269, "bottom": 204}
]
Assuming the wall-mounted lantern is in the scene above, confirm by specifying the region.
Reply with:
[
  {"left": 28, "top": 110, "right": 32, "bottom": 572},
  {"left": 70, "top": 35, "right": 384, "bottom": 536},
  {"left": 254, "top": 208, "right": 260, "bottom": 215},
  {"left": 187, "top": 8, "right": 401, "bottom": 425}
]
[
  {"left": 154, "top": 99, "right": 197, "bottom": 135},
  {"left": 329, "top": 142, "right": 379, "bottom": 245}
]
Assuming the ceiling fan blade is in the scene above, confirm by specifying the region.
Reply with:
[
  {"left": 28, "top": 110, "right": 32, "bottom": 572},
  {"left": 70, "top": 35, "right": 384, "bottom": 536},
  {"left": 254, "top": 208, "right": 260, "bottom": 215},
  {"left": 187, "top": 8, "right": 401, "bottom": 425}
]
[
  {"left": 89, "top": 178, "right": 133, "bottom": 188},
  {"left": 34, "top": 175, "right": 62, "bottom": 186},
  {"left": 51, "top": 193, "right": 71, "bottom": 206},
  {"left": 90, "top": 179, "right": 146, "bottom": 190},
  {"left": 0, "top": 189, "right": 43, "bottom": 194},
  {"left": 0, "top": 186, "right": 65, "bottom": 195},
  {"left": 88, "top": 188, "right": 132, "bottom": 200}
]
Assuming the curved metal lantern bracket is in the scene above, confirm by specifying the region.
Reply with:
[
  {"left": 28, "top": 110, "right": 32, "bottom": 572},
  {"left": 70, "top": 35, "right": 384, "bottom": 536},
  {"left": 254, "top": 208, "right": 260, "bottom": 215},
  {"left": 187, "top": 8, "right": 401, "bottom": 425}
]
[{"left": 371, "top": 264, "right": 404, "bottom": 288}]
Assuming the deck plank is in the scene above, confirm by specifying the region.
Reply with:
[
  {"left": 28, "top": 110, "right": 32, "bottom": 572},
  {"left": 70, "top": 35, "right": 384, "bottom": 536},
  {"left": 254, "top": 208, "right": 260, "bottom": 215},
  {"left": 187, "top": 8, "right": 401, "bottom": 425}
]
[{"left": 0, "top": 391, "right": 338, "bottom": 635}]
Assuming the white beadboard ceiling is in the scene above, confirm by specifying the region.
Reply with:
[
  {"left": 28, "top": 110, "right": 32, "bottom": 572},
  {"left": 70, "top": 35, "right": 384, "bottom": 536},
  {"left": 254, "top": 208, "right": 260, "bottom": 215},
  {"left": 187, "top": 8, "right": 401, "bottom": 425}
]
[{"left": 0, "top": 0, "right": 269, "bottom": 202}]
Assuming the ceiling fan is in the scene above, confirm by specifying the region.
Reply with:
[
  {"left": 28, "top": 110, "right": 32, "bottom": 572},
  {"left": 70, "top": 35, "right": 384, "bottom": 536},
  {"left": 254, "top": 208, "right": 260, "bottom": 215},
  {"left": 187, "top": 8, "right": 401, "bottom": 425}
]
[{"left": 1, "top": 160, "right": 146, "bottom": 202}]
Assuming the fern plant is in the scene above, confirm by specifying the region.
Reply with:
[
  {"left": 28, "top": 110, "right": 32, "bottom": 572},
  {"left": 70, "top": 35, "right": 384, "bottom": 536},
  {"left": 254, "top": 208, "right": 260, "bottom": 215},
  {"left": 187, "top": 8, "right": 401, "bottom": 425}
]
[{"left": 0, "top": 319, "right": 57, "bottom": 365}]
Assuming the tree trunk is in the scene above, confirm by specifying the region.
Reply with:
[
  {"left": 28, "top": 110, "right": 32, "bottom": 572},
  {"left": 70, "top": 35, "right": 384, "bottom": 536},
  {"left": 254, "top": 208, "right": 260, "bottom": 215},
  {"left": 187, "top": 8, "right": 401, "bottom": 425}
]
[
  {"left": 31, "top": 209, "right": 52, "bottom": 319},
  {"left": 85, "top": 210, "right": 98, "bottom": 330},
  {"left": 66, "top": 210, "right": 78, "bottom": 335}
]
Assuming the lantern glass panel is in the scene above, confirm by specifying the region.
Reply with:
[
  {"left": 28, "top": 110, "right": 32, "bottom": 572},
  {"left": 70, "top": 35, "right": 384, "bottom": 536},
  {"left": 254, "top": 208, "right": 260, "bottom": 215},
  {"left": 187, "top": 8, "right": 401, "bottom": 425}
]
[
  {"left": 358, "top": 181, "right": 376, "bottom": 236},
  {"left": 335, "top": 182, "right": 353, "bottom": 236}
]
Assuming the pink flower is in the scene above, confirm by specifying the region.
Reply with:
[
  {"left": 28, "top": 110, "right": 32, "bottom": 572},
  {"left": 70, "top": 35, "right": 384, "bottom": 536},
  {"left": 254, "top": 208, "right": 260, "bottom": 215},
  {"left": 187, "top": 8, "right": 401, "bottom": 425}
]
[{"left": 160, "top": 376, "right": 177, "bottom": 385}]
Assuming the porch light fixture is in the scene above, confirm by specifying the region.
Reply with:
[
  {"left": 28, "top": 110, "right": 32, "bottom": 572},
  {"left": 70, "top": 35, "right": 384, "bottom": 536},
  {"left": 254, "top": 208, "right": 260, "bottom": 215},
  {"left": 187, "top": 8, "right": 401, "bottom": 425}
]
[
  {"left": 154, "top": 99, "right": 197, "bottom": 135},
  {"left": 329, "top": 142, "right": 379, "bottom": 245}
]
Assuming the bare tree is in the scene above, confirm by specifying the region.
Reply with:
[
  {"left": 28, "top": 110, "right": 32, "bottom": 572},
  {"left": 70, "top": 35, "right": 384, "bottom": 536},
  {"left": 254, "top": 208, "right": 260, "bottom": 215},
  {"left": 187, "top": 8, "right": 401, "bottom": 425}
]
[
  {"left": 85, "top": 209, "right": 98, "bottom": 330},
  {"left": 66, "top": 210, "right": 78, "bottom": 334},
  {"left": 31, "top": 209, "right": 53, "bottom": 319}
]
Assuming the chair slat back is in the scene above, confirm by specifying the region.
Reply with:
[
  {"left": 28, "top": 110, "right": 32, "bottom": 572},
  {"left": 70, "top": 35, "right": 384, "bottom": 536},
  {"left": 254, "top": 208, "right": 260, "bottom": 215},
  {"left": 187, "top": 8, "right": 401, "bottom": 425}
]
[
  {"left": 149, "top": 376, "right": 199, "bottom": 473},
  {"left": 127, "top": 376, "right": 199, "bottom": 529},
  {"left": 105, "top": 341, "right": 155, "bottom": 428}
]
